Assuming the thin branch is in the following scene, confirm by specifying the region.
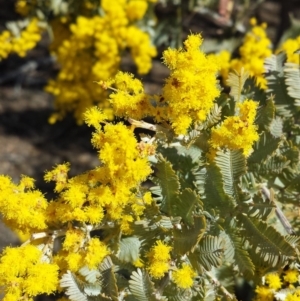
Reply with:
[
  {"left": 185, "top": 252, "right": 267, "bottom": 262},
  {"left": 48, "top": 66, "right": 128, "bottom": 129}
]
[
  {"left": 205, "top": 270, "right": 236, "bottom": 300},
  {"left": 261, "top": 185, "right": 296, "bottom": 235}
]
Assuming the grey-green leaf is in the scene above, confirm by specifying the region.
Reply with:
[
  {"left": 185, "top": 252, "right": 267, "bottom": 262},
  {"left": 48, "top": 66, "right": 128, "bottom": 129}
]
[{"left": 129, "top": 269, "right": 157, "bottom": 301}]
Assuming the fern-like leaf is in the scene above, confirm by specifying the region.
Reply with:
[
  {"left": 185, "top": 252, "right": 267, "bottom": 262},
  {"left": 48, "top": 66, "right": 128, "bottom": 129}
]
[
  {"left": 163, "top": 282, "right": 194, "bottom": 301},
  {"left": 101, "top": 266, "right": 118, "bottom": 301},
  {"left": 227, "top": 68, "right": 249, "bottom": 102},
  {"left": 129, "top": 269, "right": 157, "bottom": 301},
  {"left": 246, "top": 194, "right": 275, "bottom": 221},
  {"left": 265, "top": 53, "right": 285, "bottom": 75},
  {"left": 255, "top": 96, "right": 275, "bottom": 132},
  {"left": 265, "top": 53, "right": 295, "bottom": 117},
  {"left": 79, "top": 266, "right": 101, "bottom": 284},
  {"left": 173, "top": 215, "right": 206, "bottom": 255},
  {"left": 174, "top": 188, "right": 203, "bottom": 225},
  {"left": 214, "top": 150, "right": 246, "bottom": 200},
  {"left": 284, "top": 62, "right": 300, "bottom": 106},
  {"left": 269, "top": 117, "right": 283, "bottom": 138},
  {"left": 152, "top": 154, "right": 180, "bottom": 215},
  {"left": 119, "top": 237, "right": 141, "bottom": 263},
  {"left": 203, "top": 104, "right": 222, "bottom": 128},
  {"left": 238, "top": 214, "right": 296, "bottom": 267},
  {"left": 248, "top": 132, "right": 281, "bottom": 165},
  {"left": 197, "top": 236, "right": 225, "bottom": 270},
  {"left": 226, "top": 231, "right": 255, "bottom": 279},
  {"left": 203, "top": 164, "right": 232, "bottom": 212},
  {"left": 60, "top": 271, "right": 89, "bottom": 301}
]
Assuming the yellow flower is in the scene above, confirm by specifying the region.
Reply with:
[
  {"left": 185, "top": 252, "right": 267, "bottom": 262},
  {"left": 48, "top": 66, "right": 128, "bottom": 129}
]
[
  {"left": 0, "top": 175, "right": 48, "bottom": 233},
  {"left": 65, "top": 252, "right": 84, "bottom": 272},
  {"left": 63, "top": 228, "right": 85, "bottom": 251},
  {"left": 44, "top": 163, "right": 70, "bottom": 192},
  {"left": 265, "top": 272, "right": 282, "bottom": 290},
  {"left": 45, "top": 1, "right": 156, "bottom": 124},
  {"left": 147, "top": 240, "right": 172, "bottom": 279},
  {"left": 255, "top": 286, "right": 273, "bottom": 301},
  {"left": 210, "top": 99, "right": 259, "bottom": 156},
  {"left": 148, "top": 261, "right": 170, "bottom": 279},
  {"left": 172, "top": 264, "right": 196, "bottom": 289},
  {"left": 162, "top": 33, "right": 220, "bottom": 135},
  {"left": 84, "top": 106, "right": 108, "bottom": 129},
  {"left": 84, "top": 238, "right": 110, "bottom": 269},
  {"left": 0, "top": 245, "right": 59, "bottom": 299},
  {"left": 284, "top": 270, "right": 299, "bottom": 284},
  {"left": 126, "top": 0, "right": 148, "bottom": 21},
  {"left": 23, "top": 263, "right": 59, "bottom": 296},
  {"left": 277, "top": 36, "right": 300, "bottom": 64},
  {"left": 285, "top": 291, "right": 300, "bottom": 301},
  {"left": 214, "top": 18, "right": 272, "bottom": 90},
  {"left": 148, "top": 240, "right": 172, "bottom": 262}
]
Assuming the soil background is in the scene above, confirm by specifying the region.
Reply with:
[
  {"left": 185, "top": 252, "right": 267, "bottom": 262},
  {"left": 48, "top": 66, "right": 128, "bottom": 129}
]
[{"left": 0, "top": 0, "right": 300, "bottom": 271}]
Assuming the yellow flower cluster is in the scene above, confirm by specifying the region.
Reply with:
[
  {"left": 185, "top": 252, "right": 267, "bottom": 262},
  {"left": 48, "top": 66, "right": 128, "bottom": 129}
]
[
  {"left": 172, "top": 264, "right": 196, "bottom": 289},
  {"left": 0, "top": 175, "right": 48, "bottom": 234},
  {"left": 45, "top": 122, "right": 152, "bottom": 233},
  {"left": 45, "top": 0, "right": 157, "bottom": 124},
  {"left": 105, "top": 34, "right": 221, "bottom": 135},
  {"left": 0, "top": 18, "right": 43, "bottom": 60},
  {"left": 147, "top": 240, "right": 172, "bottom": 279},
  {"left": 277, "top": 36, "right": 300, "bottom": 64},
  {"left": 210, "top": 99, "right": 259, "bottom": 156},
  {"left": 212, "top": 18, "right": 272, "bottom": 89},
  {"left": 162, "top": 34, "right": 220, "bottom": 135},
  {"left": 0, "top": 116, "right": 154, "bottom": 294},
  {"left": 265, "top": 272, "right": 282, "bottom": 290},
  {"left": 55, "top": 232, "right": 109, "bottom": 272},
  {"left": 255, "top": 270, "right": 300, "bottom": 301},
  {"left": 0, "top": 245, "right": 59, "bottom": 301}
]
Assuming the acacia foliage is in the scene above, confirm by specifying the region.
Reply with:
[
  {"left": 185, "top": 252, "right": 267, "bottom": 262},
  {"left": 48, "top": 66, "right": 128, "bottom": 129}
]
[{"left": 1, "top": 42, "right": 300, "bottom": 301}]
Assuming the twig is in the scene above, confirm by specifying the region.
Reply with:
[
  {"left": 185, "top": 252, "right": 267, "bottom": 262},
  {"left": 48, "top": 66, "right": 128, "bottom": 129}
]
[
  {"left": 128, "top": 118, "right": 158, "bottom": 131},
  {"left": 261, "top": 185, "right": 296, "bottom": 235},
  {"left": 205, "top": 270, "right": 236, "bottom": 300}
]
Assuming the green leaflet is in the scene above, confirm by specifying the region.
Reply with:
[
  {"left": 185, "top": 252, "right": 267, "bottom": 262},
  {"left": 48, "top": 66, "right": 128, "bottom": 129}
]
[
  {"left": 119, "top": 237, "right": 142, "bottom": 263},
  {"left": 246, "top": 193, "right": 275, "bottom": 221},
  {"left": 151, "top": 154, "right": 202, "bottom": 225},
  {"left": 227, "top": 68, "right": 249, "bottom": 103},
  {"left": 237, "top": 213, "right": 296, "bottom": 267},
  {"left": 248, "top": 132, "right": 282, "bottom": 165},
  {"left": 173, "top": 215, "right": 206, "bottom": 255},
  {"left": 163, "top": 283, "right": 194, "bottom": 301},
  {"left": 284, "top": 62, "right": 300, "bottom": 106},
  {"left": 255, "top": 96, "right": 276, "bottom": 132},
  {"left": 174, "top": 188, "right": 203, "bottom": 226},
  {"left": 152, "top": 154, "right": 180, "bottom": 215},
  {"left": 249, "top": 155, "right": 290, "bottom": 177},
  {"left": 265, "top": 53, "right": 296, "bottom": 118},
  {"left": 157, "top": 144, "right": 203, "bottom": 190},
  {"left": 202, "top": 103, "right": 223, "bottom": 129},
  {"left": 203, "top": 162, "right": 233, "bottom": 213},
  {"left": 225, "top": 230, "right": 255, "bottom": 279},
  {"left": 79, "top": 266, "right": 101, "bottom": 284},
  {"left": 269, "top": 117, "right": 283, "bottom": 138},
  {"left": 265, "top": 53, "right": 285, "bottom": 76},
  {"left": 100, "top": 264, "right": 118, "bottom": 301},
  {"left": 128, "top": 269, "right": 157, "bottom": 301},
  {"left": 60, "top": 271, "right": 99, "bottom": 301},
  {"left": 214, "top": 150, "right": 246, "bottom": 201},
  {"left": 197, "top": 235, "right": 225, "bottom": 270}
]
